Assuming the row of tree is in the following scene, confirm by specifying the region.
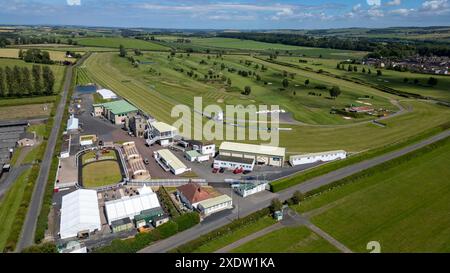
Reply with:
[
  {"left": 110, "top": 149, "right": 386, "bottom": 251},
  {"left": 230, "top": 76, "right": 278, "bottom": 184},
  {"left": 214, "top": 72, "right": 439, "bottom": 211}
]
[{"left": 0, "top": 65, "right": 55, "bottom": 97}]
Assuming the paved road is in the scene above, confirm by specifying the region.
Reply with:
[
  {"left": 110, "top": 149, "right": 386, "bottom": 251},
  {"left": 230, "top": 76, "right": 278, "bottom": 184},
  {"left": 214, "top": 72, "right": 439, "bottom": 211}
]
[
  {"left": 17, "top": 55, "right": 89, "bottom": 251},
  {"left": 0, "top": 164, "right": 32, "bottom": 197},
  {"left": 139, "top": 129, "right": 450, "bottom": 253}
]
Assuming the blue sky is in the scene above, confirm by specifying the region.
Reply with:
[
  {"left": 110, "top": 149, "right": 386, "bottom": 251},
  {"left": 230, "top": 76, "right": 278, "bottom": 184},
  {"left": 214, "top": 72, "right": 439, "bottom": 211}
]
[{"left": 0, "top": 0, "right": 449, "bottom": 29}]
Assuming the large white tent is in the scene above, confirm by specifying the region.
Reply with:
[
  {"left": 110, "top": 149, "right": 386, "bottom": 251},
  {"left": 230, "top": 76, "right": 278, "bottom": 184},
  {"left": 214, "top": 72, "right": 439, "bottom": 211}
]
[
  {"left": 104, "top": 186, "right": 161, "bottom": 224},
  {"left": 97, "top": 88, "right": 118, "bottom": 100},
  {"left": 67, "top": 115, "right": 79, "bottom": 131},
  {"left": 60, "top": 189, "right": 101, "bottom": 239}
]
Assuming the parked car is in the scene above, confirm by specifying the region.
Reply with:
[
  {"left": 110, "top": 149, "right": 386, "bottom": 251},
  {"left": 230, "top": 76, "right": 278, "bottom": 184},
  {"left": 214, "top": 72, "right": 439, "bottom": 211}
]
[
  {"left": 233, "top": 168, "right": 244, "bottom": 174},
  {"left": 219, "top": 168, "right": 225, "bottom": 173},
  {"left": 212, "top": 168, "right": 219, "bottom": 173}
]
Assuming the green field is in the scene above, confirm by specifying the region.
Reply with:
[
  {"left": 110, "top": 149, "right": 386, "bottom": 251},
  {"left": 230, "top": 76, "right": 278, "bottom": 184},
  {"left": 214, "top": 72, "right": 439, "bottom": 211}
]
[
  {"left": 74, "top": 37, "right": 169, "bottom": 51},
  {"left": 82, "top": 161, "right": 122, "bottom": 188},
  {"left": 82, "top": 52, "right": 450, "bottom": 153},
  {"left": 231, "top": 226, "right": 339, "bottom": 253},
  {"left": 293, "top": 138, "right": 450, "bottom": 252},
  {"left": 0, "top": 48, "right": 74, "bottom": 62},
  {"left": 0, "top": 103, "right": 51, "bottom": 121},
  {"left": 0, "top": 58, "right": 66, "bottom": 94},
  {"left": 193, "top": 216, "right": 276, "bottom": 253},
  {"left": 276, "top": 56, "right": 450, "bottom": 102}
]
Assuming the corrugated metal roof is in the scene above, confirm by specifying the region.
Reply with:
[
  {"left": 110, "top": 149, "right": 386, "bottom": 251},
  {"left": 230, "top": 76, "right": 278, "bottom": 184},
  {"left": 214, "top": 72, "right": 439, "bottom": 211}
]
[
  {"left": 198, "top": 195, "right": 232, "bottom": 209},
  {"left": 151, "top": 122, "right": 177, "bottom": 133},
  {"left": 290, "top": 150, "right": 346, "bottom": 160},
  {"left": 98, "top": 100, "right": 138, "bottom": 115},
  {"left": 219, "top": 142, "right": 285, "bottom": 157},
  {"left": 157, "top": 149, "right": 187, "bottom": 171},
  {"left": 104, "top": 192, "right": 161, "bottom": 224}
]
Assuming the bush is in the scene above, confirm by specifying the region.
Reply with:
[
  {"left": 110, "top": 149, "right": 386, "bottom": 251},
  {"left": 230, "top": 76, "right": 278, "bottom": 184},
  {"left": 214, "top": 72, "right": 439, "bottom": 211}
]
[
  {"left": 173, "top": 212, "right": 200, "bottom": 232},
  {"left": 22, "top": 243, "right": 58, "bottom": 253},
  {"left": 156, "top": 221, "right": 179, "bottom": 239}
]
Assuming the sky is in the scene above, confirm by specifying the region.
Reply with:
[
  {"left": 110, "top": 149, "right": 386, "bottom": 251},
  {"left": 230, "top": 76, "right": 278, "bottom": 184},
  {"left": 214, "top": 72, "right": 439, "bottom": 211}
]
[{"left": 0, "top": 0, "right": 449, "bottom": 29}]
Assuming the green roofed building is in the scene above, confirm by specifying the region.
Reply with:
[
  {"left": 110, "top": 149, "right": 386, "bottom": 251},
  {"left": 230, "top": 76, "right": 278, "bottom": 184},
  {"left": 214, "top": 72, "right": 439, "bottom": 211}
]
[
  {"left": 93, "top": 100, "right": 138, "bottom": 125},
  {"left": 134, "top": 207, "right": 168, "bottom": 228}
]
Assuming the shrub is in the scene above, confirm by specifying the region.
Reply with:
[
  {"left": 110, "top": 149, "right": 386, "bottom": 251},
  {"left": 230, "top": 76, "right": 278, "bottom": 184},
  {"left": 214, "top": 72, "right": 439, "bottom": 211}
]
[
  {"left": 173, "top": 212, "right": 200, "bottom": 232},
  {"left": 22, "top": 243, "right": 58, "bottom": 253}
]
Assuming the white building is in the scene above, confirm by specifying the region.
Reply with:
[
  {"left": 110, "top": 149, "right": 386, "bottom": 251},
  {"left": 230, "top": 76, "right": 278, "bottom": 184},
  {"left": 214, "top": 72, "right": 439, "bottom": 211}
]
[
  {"left": 96, "top": 88, "right": 118, "bottom": 100},
  {"left": 185, "top": 150, "right": 210, "bottom": 162},
  {"left": 59, "top": 189, "right": 101, "bottom": 239},
  {"left": 67, "top": 115, "right": 79, "bottom": 131},
  {"left": 213, "top": 155, "right": 255, "bottom": 171},
  {"left": 154, "top": 149, "right": 190, "bottom": 175},
  {"left": 147, "top": 121, "right": 178, "bottom": 146},
  {"left": 234, "top": 182, "right": 268, "bottom": 198},
  {"left": 219, "top": 142, "right": 285, "bottom": 167},
  {"left": 289, "top": 150, "right": 347, "bottom": 166},
  {"left": 188, "top": 140, "right": 216, "bottom": 157},
  {"left": 104, "top": 186, "right": 161, "bottom": 225},
  {"left": 197, "top": 195, "right": 233, "bottom": 217}
]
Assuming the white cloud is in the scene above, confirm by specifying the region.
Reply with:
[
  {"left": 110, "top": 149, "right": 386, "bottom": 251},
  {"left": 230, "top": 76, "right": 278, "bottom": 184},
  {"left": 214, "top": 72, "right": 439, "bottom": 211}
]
[
  {"left": 368, "top": 7, "right": 384, "bottom": 17},
  {"left": 421, "top": 0, "right": 449, "bottom": 11},
  {"left": 389, "top": 8, "right": 414, "bottom": 16},
  {"left": 367, "top": 0, "right": 381, "bottom": 6},
  {"left": 353, "top": 4, "right": 362, "bottom": 12},
  {"left": 67, "top": 0, "right": 81, "bottom": 6},
  {"left": 386, "top": 0, "right": 401, "bottom": 6}
]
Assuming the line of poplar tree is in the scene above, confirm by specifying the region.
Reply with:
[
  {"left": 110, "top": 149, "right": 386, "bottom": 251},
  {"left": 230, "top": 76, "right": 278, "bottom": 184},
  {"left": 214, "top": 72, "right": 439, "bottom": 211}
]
[{"left": 0, "top": 64, "right": 55, "bottom": 97}]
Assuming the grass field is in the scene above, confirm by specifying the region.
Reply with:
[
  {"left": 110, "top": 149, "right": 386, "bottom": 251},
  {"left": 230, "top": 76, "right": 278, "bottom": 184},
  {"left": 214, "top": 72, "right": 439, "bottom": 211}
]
[
  {"left": 0, "top": 96, "right": 57, "bottom": 107},
  {"left": 276, "top": 56, "right": 450, "bottom": 102},
  {"left": 0, "top": 48, "right": 75, "bottom": 62},
  {"left": 74, "top": 37, "right": 169, "bottom": 51},
  {"left": 230, "top": 226, "right": 339, "bottom": 253},
  {"left": 0, "top": 103, "right": 51, "bottom": 120},
  {"left": 0, "top": 169, "right": 31, "bottom": 251},
  {"left": 82, "top": 161, "right": 122, "bottom": 188},
  {"left": 293, "top": 138, "right": 450, "bottom": 252},
  {"left": 0, "top": 58, "right": 66, "bottom": 93},
  {"left": 193, "top": 216, "right": 276, "bottom": 253},
  {"left": 82, "top": 52, "right": 450, "bottom": 153}
]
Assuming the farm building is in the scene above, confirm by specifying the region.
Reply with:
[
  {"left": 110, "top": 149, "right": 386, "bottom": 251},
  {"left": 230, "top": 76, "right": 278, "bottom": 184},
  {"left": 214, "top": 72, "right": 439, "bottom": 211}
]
[
  {"left": 213, "top": 155, "right": 255, "bottom": 171},
  {"left": 289, "top": 150, "right": 347, "bottom": 166},
  {"left": 0, "top": 121, "right": 27, "bottom": 166},
  {"left": 129, "top": 115, "right": 146, "bottom": 138},
  {"left": 17, "top": 132, "right": 36, "bottom": 147},
  {"left": 187, "top": 140, "right": 216, "bottom": 157},
  {"left": 93, "top": 100, "right": 138, "bottom": 125},
  {"left": 59, "top": 189, "right": 101, "bottom": 240},
  {"left": 67, "top": 114, "right": 79, "bottom": 131},
  {"left": 104, "top": 186, "right": 161, "bottom": 225},
  {"left": 96, "top": 88, "right": 118, "bottom": 100},
  {"left": 176, "top": 182, "right": 212, "bottom": 209},
  {"left": 146, "top": 121, "right": 178, "bottom": 146},
  {"left": 185, "top": 150, "right": 210, "bottom": 162},
  {"left": 122, "top": 141, "right": 151, "bottom": 180},
  {"left": 197, "top": 195, "right": 233, "bottom": 217},
  {"left": 219, "top": 142, "right": 285, "bottom": 167},
  {"left": 134, "top": 207, "right": 168, "bottom": 228},
  {"left": 154, "top": 149, "right": 190, "bottom": 175},
  {"left": 234, "top": 182, "right": 268, "bottom": 198},
  {"left": 111, "top": 218, "right": 134, "bottom": 233}
]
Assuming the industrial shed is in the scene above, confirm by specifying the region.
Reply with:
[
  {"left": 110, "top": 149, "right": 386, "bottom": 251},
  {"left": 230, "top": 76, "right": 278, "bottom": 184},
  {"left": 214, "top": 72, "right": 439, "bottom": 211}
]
[
  {"left": 219, "top": 142, "right": 285, "bottom": 167},
  {"left": 213, "top": 155, "right": 255, "bottom": 171},
  {"left": 289, "top": 150, "right": 347, "bottom": 166},
  {"left": 154, "top": 149, "right": 190, "bottom": 175},
  {"left": 59, "top": 189, "right": 101, "bottom": 239},
  {"left": 104, "top": 186, "right": 161, "bottom": 225},
  {"left": 197, "top": 195, "right": 233, "bottom": 217},
  {"left": 96, "top": 88, "right": 118, "bottom": 100}
]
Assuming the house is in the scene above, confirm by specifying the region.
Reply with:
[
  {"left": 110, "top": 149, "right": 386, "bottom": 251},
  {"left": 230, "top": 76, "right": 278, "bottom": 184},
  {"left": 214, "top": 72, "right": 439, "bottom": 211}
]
[
  {"left": 129, "top": 115, "right": 146, "bottom": 138},
  {"left": 111, "top": 218, "right": 134, "bottom": 233},
  {"left": 154, "top": 149, "right": 190, "bottom": 175},
  {"left": 187, "top": 140, "right": 216, "bottom": 157},
  {"left": 146, "top": 121, "right": 178, "bottom": 146},
  {"left": 93, "top": 100, "right": 138, "bottom": 125},
  {"left": 67, "top": 114, "right": 79, "bottom": 131},
  {"left": 176, "top": 182, "right": 212, "bottom": 209},
  {"left": 59, "top": 189, "right": 101, "bottom": 239},
  {"left": 96, "top": 88, "right": 118, "bottom": 100},
  {"left": 289, "top": 150, "right": 347, "bottom": 166},
  {"left": 218, "top": 142, "right": 285, "bottom": 167},
  {"left": 197, "top": 195, "right": 233, "bottom": 217},
  {"left": 185, "top": 150, "right": 210, "bottom": 162},
  {"left": 104, "top": 186, "right": 161, "bottom": 225},
  {"left": 213, "top": 155, "right": 255, "bottom": 171},
  {"left": 17, "top": 132, "right": 36, "bottom": 147}
]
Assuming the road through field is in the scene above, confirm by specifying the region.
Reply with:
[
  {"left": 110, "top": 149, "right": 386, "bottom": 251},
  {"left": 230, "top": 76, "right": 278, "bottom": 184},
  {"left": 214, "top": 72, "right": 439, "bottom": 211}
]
[
  {"left": 16, "top": 54, "right": 89, "bottom": 251},
  {"left": 139, "top": 129, "right": 450, "bottom": 253}
]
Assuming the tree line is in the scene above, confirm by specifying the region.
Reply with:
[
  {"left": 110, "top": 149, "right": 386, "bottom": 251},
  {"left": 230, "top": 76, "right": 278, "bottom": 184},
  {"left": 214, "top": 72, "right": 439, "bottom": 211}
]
[
  {"left": 19, "top": 49, "right": 54, "bottom": 64},
  {"left": 0, "top": 65, "right": 55, "bottom": 97}
]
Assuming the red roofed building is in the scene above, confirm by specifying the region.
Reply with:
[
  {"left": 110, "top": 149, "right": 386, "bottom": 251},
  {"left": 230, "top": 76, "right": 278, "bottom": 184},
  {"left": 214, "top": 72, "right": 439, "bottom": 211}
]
[{"left": 176, "top": 182, "right": 212, "bottom": 209}]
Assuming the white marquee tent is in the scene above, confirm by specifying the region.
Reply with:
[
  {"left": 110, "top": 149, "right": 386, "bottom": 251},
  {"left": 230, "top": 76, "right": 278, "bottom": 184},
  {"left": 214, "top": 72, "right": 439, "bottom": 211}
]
[
  {"left": 104, "top": 186, "right": 161, "bottom": 224},
  {"left": 97, "top": 89, "right": 118, "bottom": 100},
  {"left": 60, "top": 189, "right": 101, "bottom": 239}
]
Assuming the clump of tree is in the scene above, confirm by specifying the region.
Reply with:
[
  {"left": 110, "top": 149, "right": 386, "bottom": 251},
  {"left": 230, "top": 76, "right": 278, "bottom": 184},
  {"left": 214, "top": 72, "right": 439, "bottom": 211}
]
[
  {"left": 269, "top": 198, "right": 283, "bottom": 214},
  {"left": 65, "top": 51, "right": 82, "bottom": 59},
  {"left": 21, "top": 49, "right": 53, "bottom": 64},
  {"left": 427, "top": 77, "right": 438, "bottom": 87},
  {"left": 329, "top": 85, "right": 341, "bottom": 99},
  {"left": 242, "top": 86, "right": 252, "bottom": 96},
  {"left": 0, "top": 65, "right": 54, "bottom": 97},
  {"left": 119, "top": 45, "right": 127, "bottom": 57}
]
